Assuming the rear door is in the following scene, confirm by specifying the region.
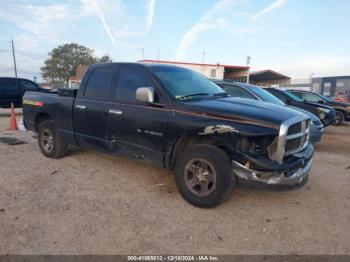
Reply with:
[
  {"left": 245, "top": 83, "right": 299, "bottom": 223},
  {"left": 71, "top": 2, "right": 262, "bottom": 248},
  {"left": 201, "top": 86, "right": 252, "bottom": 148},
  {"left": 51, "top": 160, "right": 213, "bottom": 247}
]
[
  {"left": 108, "top": 66, "right": 171, "bottom": 165},
  {"left": 73, "top": 66, "right": 116, "bottom": 150}
]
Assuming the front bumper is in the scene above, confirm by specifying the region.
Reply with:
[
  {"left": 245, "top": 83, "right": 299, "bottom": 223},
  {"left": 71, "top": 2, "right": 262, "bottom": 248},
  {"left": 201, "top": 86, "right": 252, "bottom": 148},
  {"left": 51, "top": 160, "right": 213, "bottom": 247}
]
[
  {"left": 233, "top": 159, "right": 311, "bottom": 185},
  {"left": 232, "top": 144, "right": 313, "bottom": 186}
]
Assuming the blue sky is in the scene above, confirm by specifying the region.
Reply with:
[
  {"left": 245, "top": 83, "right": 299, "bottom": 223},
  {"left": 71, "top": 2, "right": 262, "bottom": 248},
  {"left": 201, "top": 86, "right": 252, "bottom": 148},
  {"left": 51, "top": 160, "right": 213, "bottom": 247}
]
[{"left": 1, "top": 0, "right": 350, "bottom": 81}]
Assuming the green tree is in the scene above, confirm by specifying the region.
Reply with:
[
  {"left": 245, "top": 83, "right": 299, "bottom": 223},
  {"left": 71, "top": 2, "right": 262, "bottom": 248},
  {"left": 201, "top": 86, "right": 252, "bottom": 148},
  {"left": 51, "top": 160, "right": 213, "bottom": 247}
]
[{"left": 41, "top": 43, "right": 112, "bottom": 84}]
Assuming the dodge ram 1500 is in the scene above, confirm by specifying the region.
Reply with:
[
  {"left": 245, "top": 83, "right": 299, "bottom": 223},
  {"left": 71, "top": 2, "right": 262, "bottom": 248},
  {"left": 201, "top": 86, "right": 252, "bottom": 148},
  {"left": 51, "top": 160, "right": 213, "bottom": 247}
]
[{"left": 23, "top": 63, "right": 313, "bottom": 208}]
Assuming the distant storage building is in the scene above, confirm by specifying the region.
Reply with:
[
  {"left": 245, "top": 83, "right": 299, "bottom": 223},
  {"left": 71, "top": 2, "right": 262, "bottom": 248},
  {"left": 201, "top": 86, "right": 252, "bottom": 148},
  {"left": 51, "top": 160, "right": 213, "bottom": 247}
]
[
  {"left": 249, "top": 70, "right": 291, "bottom": 87},
  {"left": 286, "top": 75, "right": 350, "bottom": 100},
  {"left": 139, "top": 59, "right": 250, "bottom": 83}
]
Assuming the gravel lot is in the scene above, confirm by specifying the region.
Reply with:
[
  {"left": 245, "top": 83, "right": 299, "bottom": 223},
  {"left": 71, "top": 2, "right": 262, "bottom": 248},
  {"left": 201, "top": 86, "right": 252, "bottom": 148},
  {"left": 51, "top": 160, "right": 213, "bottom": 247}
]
[{"left": 0, "top": 111, "right": 349, "bottom": 255}]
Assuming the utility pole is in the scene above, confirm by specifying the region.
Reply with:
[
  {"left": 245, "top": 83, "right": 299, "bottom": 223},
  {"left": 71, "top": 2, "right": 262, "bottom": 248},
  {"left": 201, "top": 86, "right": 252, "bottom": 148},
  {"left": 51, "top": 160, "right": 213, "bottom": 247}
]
[
  {"left": 140, "top": 48, "right": 145, "bottom": 60},
  {"left": 309, "top": 73, "right": 315, "bottom": 92},
  {"left": 202, "top": 51, "right": 206, "bottom": 64},
  {"left": 157, "top": 48, "right": 160, "bottom": 60},
  {"left": 11, "top": 39, "right": 18, "bottom": 78},
  {"left": 246, "top": 56, "right": 251, "bottom": 83}
]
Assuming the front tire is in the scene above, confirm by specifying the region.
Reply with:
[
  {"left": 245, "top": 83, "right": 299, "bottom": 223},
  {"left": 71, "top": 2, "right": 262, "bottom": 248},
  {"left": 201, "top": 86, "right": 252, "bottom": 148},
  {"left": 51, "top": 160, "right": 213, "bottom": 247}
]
[
  {"left": 38, "top": 120, "right": 68, "bottom": 158},
  {"left": 335, "top": 110, "right": 345, "bottom": 126},
  {"left": 175, "top": 144, "right": 234, "bottom": 208}
]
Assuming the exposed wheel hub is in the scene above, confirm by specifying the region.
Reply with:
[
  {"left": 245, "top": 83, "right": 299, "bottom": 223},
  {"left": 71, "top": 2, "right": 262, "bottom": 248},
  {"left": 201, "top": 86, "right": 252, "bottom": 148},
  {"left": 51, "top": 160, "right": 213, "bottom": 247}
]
[
  {"left": 41, "top": 129, "right": 54, "bottom": 153},
  {"left": 184, "top": 158, "right": 216, "bottom": 197}
]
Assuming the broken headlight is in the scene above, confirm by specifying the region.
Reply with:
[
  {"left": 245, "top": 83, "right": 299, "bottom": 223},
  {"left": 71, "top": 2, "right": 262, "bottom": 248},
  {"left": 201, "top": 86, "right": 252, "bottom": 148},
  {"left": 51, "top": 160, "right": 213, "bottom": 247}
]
[{"left": 239, "top": 135, "right": 276, "bottom": 155}]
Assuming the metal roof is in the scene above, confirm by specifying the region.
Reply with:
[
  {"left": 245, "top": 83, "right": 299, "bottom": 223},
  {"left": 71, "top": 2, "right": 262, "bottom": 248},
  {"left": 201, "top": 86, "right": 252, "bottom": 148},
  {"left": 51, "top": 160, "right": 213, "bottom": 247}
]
[{"left": 250, "top": 70, "right": 290, "bottom": 81}]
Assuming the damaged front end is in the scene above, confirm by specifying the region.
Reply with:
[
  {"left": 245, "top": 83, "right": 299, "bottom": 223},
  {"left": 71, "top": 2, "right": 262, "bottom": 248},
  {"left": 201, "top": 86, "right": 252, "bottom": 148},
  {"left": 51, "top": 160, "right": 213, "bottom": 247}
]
[{"left": 232, "top": 115, "right": 313, "bottom": 185}]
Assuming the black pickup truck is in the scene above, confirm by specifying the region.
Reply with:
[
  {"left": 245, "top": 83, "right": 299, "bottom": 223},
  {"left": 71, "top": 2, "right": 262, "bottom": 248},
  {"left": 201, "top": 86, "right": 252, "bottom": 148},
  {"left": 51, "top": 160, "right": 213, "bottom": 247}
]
[{"left": 23, "top": 63, "right": 313, "bottom": 208}]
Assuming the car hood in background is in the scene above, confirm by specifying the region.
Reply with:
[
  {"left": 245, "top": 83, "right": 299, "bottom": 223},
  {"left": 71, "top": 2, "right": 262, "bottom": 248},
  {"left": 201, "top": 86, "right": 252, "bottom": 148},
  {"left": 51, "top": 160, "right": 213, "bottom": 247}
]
[{"left": 288, "top": 106, "right": 320, "bottom": 122}]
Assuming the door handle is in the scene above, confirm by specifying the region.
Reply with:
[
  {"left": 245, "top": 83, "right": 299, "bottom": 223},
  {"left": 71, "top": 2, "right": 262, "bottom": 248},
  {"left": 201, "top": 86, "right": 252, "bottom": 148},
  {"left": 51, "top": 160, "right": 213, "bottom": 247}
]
[
  {"left": 108, "top": 109, "right": 123, "bottom": 115},
  {"left": 75, "top": 105, "right": 86, "bottom": 110}
]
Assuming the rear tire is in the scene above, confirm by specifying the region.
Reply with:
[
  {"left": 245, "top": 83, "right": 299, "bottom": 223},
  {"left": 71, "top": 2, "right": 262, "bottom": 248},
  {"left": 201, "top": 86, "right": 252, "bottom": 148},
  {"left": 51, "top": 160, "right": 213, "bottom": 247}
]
[
  {"left": 335, "top": 110, "right": 345, "bottom": 126},
  {"left": 174, "top": 144, "right": 234, "bottom": 208},
  {"left": 37, "top": 120, "right": 68, "bottom": 158}
]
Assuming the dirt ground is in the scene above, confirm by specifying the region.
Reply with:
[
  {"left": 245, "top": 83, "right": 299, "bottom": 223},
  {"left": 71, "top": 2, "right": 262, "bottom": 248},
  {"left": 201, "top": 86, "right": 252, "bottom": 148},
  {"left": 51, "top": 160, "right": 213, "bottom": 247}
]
[{"left": 0, "top": 111, "right": 349, "bottom": 255}]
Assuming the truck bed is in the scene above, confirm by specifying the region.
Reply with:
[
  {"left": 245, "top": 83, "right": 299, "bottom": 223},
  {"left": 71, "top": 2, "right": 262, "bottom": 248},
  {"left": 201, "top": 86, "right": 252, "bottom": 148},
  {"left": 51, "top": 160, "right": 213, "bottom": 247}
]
[{"left": 22, "top": 89, "right": 78, "bottom": 146}]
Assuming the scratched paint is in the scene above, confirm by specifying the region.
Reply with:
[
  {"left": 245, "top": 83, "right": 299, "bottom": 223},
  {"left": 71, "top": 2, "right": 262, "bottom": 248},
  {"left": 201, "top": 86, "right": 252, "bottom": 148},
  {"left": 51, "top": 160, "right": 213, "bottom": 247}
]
[{"left": 199, "top": 125, "right": 239, "bottom": 135}]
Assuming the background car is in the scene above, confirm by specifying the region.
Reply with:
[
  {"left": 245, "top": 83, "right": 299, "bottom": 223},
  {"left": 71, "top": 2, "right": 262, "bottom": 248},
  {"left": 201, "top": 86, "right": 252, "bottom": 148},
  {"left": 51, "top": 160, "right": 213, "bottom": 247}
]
[
  {"left": 0, "top": 77, "right": 43, "bottom": 108},
  {"left": 264, "top": 88, "right": 336, "bottom": 127},
  {"left": 289, "top": 90, "right": 350, "bottom": 125},
  {"left": 214, "top": 81, "right": 324, "bottom": 143}
]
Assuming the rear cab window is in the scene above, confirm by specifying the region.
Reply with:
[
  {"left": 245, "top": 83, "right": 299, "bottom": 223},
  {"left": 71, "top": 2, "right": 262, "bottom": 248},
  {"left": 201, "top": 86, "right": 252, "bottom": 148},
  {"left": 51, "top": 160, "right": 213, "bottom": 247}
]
[{"left": 84, "top": 67, "right": 115, "bottom": 100}]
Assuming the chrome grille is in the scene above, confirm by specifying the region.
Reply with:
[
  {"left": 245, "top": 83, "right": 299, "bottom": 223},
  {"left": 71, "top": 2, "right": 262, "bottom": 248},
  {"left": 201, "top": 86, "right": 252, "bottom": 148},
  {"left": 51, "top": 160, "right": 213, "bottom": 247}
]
[
  {"left": 288, "top": 122, "right": 302, "bottom": 135},
  {"left": 268, "top": 115, "right": 310, "bottom": 164},
  {"left": 285, "top": 118, "right": 310, "bottom": 155}
]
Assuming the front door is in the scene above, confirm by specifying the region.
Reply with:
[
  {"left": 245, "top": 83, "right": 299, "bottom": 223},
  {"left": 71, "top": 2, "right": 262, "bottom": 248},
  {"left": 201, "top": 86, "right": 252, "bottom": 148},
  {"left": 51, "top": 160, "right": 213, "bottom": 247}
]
[
  {"left": 74, "top": 66, "right": 115, "bottom": 150},
  {"left": 108, "top": 66, "right": 171, "bottom": 165}
]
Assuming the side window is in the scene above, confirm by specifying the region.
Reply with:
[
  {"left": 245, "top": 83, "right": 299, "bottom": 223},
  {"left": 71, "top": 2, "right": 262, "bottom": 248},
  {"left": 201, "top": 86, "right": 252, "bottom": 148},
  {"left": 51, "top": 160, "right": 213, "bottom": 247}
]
[
  {"left": 301, "top": 93, "right": 322, "bottom": 102},
  {"left": 115, "top": 67, "right": 155, "bottom": 103},
  {"left": 84, "top": 67, "right": 114, "bottom": 100},
  {"left": 271, "top": 91, "right": 287, "bottom": 101},
  {"left": 223, "top": 85, "right": 255, "bottom": 99},
  {"left": 291, "top": 92, "right": 302, "bottom": 99},
  {"left": 20, "top": 80, "right": 38, "bottom": 91}
]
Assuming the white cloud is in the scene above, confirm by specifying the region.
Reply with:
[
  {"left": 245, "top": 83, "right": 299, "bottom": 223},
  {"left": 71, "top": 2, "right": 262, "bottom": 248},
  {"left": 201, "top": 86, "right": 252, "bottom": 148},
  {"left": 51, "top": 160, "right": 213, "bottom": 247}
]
[
  {"left": 146, "top": 0, "right": 156, "bottom": 33},
  {"left": 250, "top": 0, "right": 287, "bottom": 20},
  {"left": 175, "top": 0, "right": 248, "bottom": 61},
  {"left": 252, "top": 54, "right": 350, "bottom": 79},
  {"left": 0, "top": 2, "right": 87, "bottom": 44},
  {"left": 81, "top": 0, "right": 117, "bottom": 47},
  {"left": 0, "top": 1, "right": 143, "bottom": 79}
]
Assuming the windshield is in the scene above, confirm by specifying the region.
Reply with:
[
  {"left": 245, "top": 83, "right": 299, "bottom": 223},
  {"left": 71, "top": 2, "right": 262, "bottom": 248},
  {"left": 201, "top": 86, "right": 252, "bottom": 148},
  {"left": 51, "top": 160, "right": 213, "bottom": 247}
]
[
  {"left": 248, "top": 85, "right": 285, "bottom": 106},
  {"left": 148, "top": 65, "right": 224, "bottom": 100},
  {"left": 284, "top": 91, "right": 303, "bottom": 102}
]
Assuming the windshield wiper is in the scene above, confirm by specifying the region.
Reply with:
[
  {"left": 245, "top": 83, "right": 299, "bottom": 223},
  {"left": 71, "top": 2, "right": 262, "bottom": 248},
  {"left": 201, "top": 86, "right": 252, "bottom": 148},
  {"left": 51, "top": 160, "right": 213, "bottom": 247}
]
[
  {"left": 177, "top": 93, "right": 210, "bottom": 100},
  {"left": 213, "top": 92, "right": 229, "bottom": 97}
]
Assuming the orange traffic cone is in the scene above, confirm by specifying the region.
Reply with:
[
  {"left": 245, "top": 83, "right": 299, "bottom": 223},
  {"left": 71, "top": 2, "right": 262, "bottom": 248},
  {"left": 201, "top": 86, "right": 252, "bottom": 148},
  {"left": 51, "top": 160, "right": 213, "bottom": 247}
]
[{"left": 8, "top": 102, "right": 18, "bottom": 130}]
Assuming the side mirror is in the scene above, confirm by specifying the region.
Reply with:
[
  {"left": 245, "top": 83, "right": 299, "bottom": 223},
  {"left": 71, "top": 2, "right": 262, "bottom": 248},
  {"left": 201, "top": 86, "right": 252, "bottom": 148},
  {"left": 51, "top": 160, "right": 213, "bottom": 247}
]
[
  {"left": 285, "top": 99, "right": 292, "bottom": 105},
  {"left": 136, "top": 87, "right": 154, "bottom": 103},
  {"left": 318, "top": 100, "right": 324, "bottom": 103}
]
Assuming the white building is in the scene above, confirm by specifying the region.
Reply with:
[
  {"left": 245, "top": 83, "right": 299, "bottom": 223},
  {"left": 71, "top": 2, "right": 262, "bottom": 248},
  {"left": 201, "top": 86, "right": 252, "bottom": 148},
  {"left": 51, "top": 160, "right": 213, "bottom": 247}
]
[{"left": 139, "top": 59, "right": 250, "bottom": 82}]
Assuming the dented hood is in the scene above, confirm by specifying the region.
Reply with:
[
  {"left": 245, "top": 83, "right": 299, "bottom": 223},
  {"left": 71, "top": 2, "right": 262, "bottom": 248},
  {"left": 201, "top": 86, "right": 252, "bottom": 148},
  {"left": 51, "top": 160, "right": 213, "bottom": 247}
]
[{"left": 179, "top": 97, "right": 306, "bottom": 129}]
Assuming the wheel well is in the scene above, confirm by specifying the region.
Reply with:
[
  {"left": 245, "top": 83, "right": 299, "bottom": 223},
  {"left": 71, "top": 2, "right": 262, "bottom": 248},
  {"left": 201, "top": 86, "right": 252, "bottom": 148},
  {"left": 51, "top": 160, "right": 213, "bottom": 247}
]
[
  {"left": 34, "top": 113, "right": 53, "bottom": 132},
  {"left": 336, "top": 109, "right": 346, "bottom": 115},
  {"left": 168, "top": 135, "right": 233, "bottom": 170}
]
